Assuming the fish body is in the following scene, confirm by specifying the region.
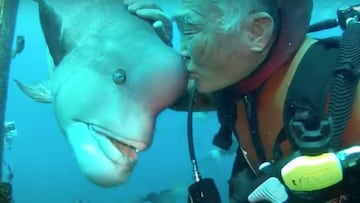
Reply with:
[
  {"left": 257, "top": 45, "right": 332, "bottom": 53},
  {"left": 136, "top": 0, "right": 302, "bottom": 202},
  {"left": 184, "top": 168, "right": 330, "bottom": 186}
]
[{"left": 16, "top": 0, "right": 186, "bottom": 187}]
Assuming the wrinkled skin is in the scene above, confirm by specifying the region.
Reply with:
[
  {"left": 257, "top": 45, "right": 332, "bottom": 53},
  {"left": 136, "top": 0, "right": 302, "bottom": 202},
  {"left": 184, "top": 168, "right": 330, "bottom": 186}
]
[{"left": 16, "top": 0, "right": 186, "bottom": 187}]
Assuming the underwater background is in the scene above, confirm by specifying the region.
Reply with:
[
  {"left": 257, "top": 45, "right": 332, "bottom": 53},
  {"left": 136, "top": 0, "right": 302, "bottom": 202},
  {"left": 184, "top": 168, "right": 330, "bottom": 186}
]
[{"left": 4, "top": 0, "right": 358, "bottom": 202}]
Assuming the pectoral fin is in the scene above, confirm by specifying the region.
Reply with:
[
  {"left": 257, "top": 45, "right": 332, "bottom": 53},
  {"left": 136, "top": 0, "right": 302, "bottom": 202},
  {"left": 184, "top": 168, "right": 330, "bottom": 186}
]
[{"left": 14, "top": 80, "right": 52, "bottom": 103}]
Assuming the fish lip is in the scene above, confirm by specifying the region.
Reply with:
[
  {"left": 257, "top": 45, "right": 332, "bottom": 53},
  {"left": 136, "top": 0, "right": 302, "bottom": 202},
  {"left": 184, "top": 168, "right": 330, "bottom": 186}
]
[{"left": 87, "top": 123, "right": 147, "bottom": 152}]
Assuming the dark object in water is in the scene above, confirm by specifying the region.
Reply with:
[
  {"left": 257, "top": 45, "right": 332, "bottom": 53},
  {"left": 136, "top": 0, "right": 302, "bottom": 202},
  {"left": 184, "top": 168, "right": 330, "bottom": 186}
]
[
  {"left": 11, "top": 35, "right": 25, "bottom": 58},
  {"left": 0, "top": 182, "right": 12, "bottom": 203},
  {"left": 142, "top": 188, "right": 182, "bottom": 203}
]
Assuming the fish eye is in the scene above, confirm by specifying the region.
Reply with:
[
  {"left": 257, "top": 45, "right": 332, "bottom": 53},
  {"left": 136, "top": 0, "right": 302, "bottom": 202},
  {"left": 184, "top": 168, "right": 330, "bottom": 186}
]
[{"left": 112, "top": 69, "right": 126, "bottom": 85}]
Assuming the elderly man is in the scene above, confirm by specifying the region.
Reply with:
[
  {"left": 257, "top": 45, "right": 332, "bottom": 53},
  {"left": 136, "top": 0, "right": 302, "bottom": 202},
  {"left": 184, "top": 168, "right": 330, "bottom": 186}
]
[{"left": 125, "top": 0, "right": 360, "bottom": 202}]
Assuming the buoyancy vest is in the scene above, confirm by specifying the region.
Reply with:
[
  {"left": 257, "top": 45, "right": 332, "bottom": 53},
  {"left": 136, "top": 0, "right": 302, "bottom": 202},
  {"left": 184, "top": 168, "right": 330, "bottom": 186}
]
[
  {"left": 234, "top": 36, "right": 360, "bottom": 169},
  {"left": 228, "top": 25, "right": 360, "bottom": 201}
]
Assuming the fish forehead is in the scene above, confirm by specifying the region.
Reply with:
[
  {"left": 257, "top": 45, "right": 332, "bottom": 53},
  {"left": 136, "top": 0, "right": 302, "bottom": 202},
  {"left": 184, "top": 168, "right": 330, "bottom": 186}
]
[
  {"left": 50, "top": 32, "right": 166, "bottom": 97},
  {"left": 39, "top": 0, "right": 161, "bottom": 65},
  {"left": 59, "top": 0, "right": 155, "bottom": 47},
  {"left": 45, "top": 0, "right": 165, "bottom": 95}
]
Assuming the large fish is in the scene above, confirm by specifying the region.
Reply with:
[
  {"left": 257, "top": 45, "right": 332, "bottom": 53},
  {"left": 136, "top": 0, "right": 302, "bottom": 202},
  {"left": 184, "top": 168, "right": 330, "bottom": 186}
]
[{"left": 15, "top": 0, "right": 186, "bottom": 187}]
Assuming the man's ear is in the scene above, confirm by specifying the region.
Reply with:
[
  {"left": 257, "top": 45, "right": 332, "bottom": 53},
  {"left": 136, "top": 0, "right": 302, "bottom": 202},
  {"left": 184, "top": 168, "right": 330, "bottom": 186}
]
[{"left": 244, "top": 12, "right": 274, "bottom": 52}]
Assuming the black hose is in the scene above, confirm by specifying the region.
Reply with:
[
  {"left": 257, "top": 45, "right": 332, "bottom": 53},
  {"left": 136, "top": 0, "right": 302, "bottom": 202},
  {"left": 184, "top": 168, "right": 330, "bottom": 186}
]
[
  {"left": 308, "top": 19, "right": 339, "bottom": 33},
  {"left": 186, "top": 84, "right": 222, "bottom": 203},
  {"left": 187, "top": 83, "right": 201, "bottom": 182},
  {"left": 328, "top": 23, "right": 360, "bottom": 149},
  {"left": 187, "top": 85, "right": 197, "bottom": 161}
]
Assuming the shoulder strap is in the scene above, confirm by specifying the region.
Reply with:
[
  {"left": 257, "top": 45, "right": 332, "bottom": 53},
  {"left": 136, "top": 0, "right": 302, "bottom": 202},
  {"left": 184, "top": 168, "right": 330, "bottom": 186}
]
[{"left": 273, "top": 38, "right": 340, "bottom": 160}]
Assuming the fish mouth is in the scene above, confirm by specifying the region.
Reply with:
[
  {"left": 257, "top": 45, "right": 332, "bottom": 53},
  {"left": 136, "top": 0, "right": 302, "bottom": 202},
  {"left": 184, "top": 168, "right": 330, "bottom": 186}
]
[{"left": 87, "top": 123, "right": 147, "bottom": 161}]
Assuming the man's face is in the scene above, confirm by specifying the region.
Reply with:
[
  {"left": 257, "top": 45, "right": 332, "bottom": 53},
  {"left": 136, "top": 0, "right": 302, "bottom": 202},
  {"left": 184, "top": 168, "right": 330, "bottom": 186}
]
[{"left": 174, "top": 0, "right": 257, "bottom": 93}]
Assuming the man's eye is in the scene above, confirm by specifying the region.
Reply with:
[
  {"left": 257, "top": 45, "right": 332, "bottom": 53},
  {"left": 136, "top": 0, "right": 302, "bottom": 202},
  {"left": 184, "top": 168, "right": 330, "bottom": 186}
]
[
  {"left": 181, "top": 24, "right": 200, "bottom": 35},
  {"left": 183, "top": 29, "right": 196, "bottom": 35},
  {"left": 176, "top": 21, "right": 199, "bottom": 36}
]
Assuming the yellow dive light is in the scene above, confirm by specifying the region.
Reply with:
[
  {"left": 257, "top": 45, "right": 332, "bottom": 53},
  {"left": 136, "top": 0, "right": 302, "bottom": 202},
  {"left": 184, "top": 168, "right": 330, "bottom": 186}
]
[{"left": 281, "top": 153, "right": 343, "bottom": 191}]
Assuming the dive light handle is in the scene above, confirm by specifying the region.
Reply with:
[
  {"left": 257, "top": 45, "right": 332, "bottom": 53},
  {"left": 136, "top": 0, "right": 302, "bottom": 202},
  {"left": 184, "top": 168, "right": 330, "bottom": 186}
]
[
  {"left": 280, "top": 152, "right": 343, "bottom": 192},
  {"left": 281, "top": 146, "right": 360, "bottom": 192},
  {"left": 282, "top": 146, "right": 360, "bottom": 202}
]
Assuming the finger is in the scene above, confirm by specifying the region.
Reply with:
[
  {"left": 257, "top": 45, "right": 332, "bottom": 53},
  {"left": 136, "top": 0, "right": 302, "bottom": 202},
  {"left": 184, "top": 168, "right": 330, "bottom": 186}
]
[
  {"left": 123, "top": 0, "right": 136, "bottom": 6},
  {"left": 136, "top": 8, "right": 171, "bottom": 28},
  {"left": 123, "top": 0, "right": 152, "bottom": 7},
  {"left": 123, "top": 0, "right": 140, "bottom": 9},
  {"left": 126, "top": 2, "right": 163, "bottom": 14},
  {"left": 153, "top": 21, "right": 173, "bottom": 46}
]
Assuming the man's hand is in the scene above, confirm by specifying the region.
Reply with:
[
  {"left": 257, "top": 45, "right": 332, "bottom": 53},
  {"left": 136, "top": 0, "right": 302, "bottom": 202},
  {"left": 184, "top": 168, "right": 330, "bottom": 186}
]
[{"left": 124, "top": 0, "right": 173, "bottom": 46}]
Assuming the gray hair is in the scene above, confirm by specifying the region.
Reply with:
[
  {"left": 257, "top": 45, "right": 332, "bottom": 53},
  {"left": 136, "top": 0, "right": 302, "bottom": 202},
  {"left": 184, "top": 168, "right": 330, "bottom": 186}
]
[{"left": 211, "top": 0, "right": 279, "bottom": 33}]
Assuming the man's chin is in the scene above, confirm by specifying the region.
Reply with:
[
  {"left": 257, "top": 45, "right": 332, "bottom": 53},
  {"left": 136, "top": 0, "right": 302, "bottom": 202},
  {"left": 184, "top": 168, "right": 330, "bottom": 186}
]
[{"left": 196, "top": 83, "right": 224, "bottom": 93}]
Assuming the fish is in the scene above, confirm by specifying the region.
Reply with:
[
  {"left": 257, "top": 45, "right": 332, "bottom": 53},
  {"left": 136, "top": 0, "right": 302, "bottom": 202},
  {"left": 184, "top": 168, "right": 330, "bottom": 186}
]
[
  {"left": 11, "top": 35, "right": 25, "bottom": 58},
  {"left": 15, "top": 0, "right": 186, "bottom": 187},
  {"left": 140, "top": 187, "right": 187, "bottom": 203}
]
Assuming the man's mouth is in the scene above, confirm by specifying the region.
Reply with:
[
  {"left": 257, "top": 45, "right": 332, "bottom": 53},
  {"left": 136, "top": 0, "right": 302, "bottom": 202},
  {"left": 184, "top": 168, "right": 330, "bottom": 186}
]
[{"left": 87, "top": 124, "right": 146, "bottom": 160}]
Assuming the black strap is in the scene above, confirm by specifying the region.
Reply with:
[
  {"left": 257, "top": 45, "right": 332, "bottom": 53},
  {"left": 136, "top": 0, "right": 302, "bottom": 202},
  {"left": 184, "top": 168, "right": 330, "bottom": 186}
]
[
  {"left": 273, "top": 128, "right": 287, "bottom": 161},
  {"left": 214, "top": 87, "right": 267, "bottom": 168},
  {"left": 213, "top": 89, "right": 237, "bottom": 151},
  {"left": 243, "top": 91, "right": 267, "bottom": 164}
]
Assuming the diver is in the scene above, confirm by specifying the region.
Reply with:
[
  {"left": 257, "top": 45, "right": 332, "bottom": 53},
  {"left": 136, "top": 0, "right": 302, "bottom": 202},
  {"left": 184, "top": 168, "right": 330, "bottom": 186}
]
[
  {"left": 125, "top": 0, "right": 360, "bottom": 202},
  {"left": 11, "top": 35, "right": 25, "bottom": 59}
]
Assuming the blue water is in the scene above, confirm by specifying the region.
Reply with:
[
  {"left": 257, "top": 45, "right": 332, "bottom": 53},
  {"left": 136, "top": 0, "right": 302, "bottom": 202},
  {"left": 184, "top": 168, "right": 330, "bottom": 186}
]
[{"left": 4, "top": 0, "right": 358, "bottom": 202}]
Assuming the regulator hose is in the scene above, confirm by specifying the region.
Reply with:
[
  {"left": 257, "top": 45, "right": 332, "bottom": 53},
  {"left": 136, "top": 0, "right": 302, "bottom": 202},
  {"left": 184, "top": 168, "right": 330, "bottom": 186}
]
[{"left": 328, "top": 22, "right": 360, "bottom": 149}]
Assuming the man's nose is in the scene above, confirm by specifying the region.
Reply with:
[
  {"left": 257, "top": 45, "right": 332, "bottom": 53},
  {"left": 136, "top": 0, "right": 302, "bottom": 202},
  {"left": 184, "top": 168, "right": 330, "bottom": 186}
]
[
  {"left": 179, "top": 43, "right": 190, "bottom": 62},
  {"left": 179, "top": 37, "right": 189, "bottom": 55}
]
